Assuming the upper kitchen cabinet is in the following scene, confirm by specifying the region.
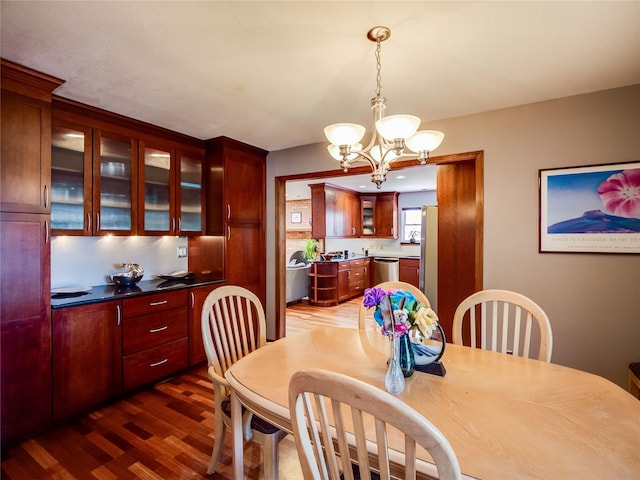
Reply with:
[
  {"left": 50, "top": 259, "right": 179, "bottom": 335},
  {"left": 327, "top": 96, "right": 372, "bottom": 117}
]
[
  {"left": 138, "top": 140, "right": 174, "bottom": 235},
  {"left": 51, "top": 98, "right": 205, "bottom": 236},
  {"left": 1, "top": 60, "right": 63, "bottom": 214},
  {"left": 360, "top": 192, "right": 398, "bottom": 238},
  {"left": 138, "top": 141, "right": 204, "bottom": 236},
  {"left": 93, "top": 129, "right": 138, "bottom": 235},
  {"left": 205, "top": 137, "right": 266, "bottom": 304},
  {"left": 50, "top": 121, "right": 93, "bottom": 233},
  {"left": 310, "top": 183, "right": 361, "bottom": 238},
  {"left": 176, "top": 150, "right": 204, "bottom": 235}
]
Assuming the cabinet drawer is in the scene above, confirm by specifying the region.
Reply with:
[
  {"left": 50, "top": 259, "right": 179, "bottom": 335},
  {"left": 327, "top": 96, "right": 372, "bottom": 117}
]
[
  {"left": 122, "top": 290, "right": 188, "bottom": 317},
  {"left": 123, "top": 337, "right": 188, "bottom": 391},
  {"left": 349, "top": 266, "right": 366, "bottom": 286},
  {"left": 338, "top": 261, "right": 349, "bottom": 270},
  {"left": 349, "top": 258, "right": 364, "bottom": 267},
  {"left": 349, "top": 282, "right": 365, "bottom": 297},
  {"left": 123, "top": 307, "right": 188, "bottom": 355}
]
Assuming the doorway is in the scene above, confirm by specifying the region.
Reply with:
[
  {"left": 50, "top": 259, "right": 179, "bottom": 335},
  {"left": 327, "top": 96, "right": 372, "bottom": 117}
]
[{"left": 274, "top": 151, "right": 484, "bottom": 340}]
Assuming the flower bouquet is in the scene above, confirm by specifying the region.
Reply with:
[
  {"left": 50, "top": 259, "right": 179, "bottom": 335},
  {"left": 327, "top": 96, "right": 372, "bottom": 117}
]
[{"left": 363, "top": 286, "right": 446, "bottom": 378}]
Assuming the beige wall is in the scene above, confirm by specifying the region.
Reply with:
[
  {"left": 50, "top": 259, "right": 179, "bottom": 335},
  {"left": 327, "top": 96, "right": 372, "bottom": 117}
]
[{"left": 266, "top": 85, "right": 640, "bottom": 388}]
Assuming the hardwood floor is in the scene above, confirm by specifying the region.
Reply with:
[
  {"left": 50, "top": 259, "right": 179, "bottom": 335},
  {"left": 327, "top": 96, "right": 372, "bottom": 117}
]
[{"left": 1, "top": 297, "right": 363, "bottom": 480}]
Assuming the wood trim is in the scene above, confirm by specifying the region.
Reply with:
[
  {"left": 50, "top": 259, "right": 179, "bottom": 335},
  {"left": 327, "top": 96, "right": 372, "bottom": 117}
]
[
  {"left": 274, "top": 151, "right": 484, "bottom": 340},
  {"left": 1, "top": 59, "right": 64, "bottom": 100}
]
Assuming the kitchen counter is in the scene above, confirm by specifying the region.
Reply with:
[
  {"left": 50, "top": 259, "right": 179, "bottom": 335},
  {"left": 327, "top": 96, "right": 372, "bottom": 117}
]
[
  {"left": 51, "top": 274, "right": 226, "bottom": 309},
  {"left": 311, "top": 254, "right": 369, "bottom": 263}
]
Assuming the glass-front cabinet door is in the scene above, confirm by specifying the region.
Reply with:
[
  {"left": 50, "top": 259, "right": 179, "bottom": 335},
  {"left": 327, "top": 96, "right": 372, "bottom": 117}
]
[
  {"left": 176, "top": 151, "right": 203, "bottom": 235},
  {"left": 51, "top": 122, "right": 92, "bottom": 235},
  {"left": 94, "top": 130, "right": 136, "bottom": 235},
  {"left": 139, "top": 141, "right": 174, "bottom": 235}
]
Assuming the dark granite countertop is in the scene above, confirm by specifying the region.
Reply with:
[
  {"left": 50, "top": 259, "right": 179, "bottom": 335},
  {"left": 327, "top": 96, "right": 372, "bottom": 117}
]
[{"left": 51, "top": 274, "right": 226, "bottom": 309}]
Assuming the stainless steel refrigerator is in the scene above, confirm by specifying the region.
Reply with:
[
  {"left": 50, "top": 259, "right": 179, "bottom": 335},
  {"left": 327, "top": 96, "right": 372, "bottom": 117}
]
[{"left": 419, "top": 205, "right": 438, "bottom": 311}]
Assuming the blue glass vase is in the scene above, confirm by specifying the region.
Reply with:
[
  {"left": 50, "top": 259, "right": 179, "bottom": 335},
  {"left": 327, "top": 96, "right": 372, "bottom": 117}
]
[{"left": 398, "top": 333, "right": 415, "bottom": 377}]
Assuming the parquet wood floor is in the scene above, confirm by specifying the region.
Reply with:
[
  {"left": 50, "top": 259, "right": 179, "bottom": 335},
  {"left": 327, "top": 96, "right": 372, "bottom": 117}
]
[{"left": 1, "top": 297, "right": 363, "bottom": 480}]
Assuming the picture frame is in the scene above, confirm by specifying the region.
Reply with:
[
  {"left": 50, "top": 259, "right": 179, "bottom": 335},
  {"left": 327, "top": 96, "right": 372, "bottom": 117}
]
[
  {"left": 539, "top": 161, "right": 640, "bottom": 253},
  {"left": 291, "top": 212, "right": 302, "bottom": 223}
]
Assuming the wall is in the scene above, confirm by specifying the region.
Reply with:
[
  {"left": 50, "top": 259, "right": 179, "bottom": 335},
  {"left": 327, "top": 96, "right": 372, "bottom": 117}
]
[
  {"left": 51, "top": 236, "right": 188, "bottom": 288},
  {"left": 267, "top": 84, "right": 640, "bottom": 388}
]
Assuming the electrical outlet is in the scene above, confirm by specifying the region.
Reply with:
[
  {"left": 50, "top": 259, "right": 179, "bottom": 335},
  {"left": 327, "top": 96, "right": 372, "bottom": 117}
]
[{"left": 177, "top": 246, "right": 187, "bottom": 258}]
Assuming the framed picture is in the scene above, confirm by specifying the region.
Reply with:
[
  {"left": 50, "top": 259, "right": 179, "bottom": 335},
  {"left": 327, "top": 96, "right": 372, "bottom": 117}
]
[
  {"left": 539, "top": 161, "right": 640, "bottom": 253},
  {"left": 291, "top": 212, "right": 302, "bottom": 223}
]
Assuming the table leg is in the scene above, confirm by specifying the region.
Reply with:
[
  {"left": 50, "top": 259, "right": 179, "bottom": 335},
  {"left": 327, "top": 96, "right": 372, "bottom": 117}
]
[{"left": 231, "top": 390, "right": 244, "bottom": 479}]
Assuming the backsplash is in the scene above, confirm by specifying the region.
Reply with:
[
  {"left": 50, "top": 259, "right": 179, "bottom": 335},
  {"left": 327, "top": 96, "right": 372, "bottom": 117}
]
[{"left": 51, "top": 236, "right": 188, "bottom": 289}]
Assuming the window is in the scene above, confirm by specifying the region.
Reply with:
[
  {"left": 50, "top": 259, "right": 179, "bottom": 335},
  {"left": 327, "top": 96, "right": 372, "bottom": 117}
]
[{"left": 402, "top": 208, "right": 421, "bottom": 243}]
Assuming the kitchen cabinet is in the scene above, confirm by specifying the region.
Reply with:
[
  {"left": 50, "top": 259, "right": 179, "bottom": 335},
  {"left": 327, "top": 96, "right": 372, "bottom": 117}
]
[
  {"left": 1, "top": 60, "right": 62, "bottom": 446},
  {"left": 188, "top": 283, "right": 224, "bottom": 365},
  {"left": 51, "top": 99, "right": 205, "bottom": 236},
  {"left": 363, "top": 257, "right": 373, "bottom": 289},
  {"left": 337, "top": 261, "right": 351, "bottom": 302},
  {"left": 138, "top": 141, "right": 204, "bottom": 236},
  {"left": 121, "top": 290, "right": 189, "bottom": 391},
  {"left": 360, "top": 192, "right": 398, "bottom": 238},
  {"left": 347, "top": 258, "right": 366, "bottom": 298},
  {"left": 52, "top": 300, "right": 122, "bottom": 421},
  {"left": 309, "top": 262, "right": 338, "bottom": 306},
  {"left": 399, "top": 258, "right": 420, "bottom": 289},
  {"left": 310, "top": 183, "right": 360, "bottom": 238},
  {"left": 1, "top": 213, "right": 52, "bottom": 444},
  {"left": 205, "top": 137, "right": 266, "bottom": 304},
  {"left": 51, "top": 121, "right": 137, "bottom": 235}
]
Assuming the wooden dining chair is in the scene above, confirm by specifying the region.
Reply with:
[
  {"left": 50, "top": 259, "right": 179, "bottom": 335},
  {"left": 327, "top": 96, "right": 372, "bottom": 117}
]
[
  {"left": 201, "top": 285, "right": 287, "bottom": 478},
  {"left": 289, "top": 368, "right": 462, "bottom": 480},
  {"left": 358, "top": 281, "right": 431, "bottom": 329},
  {"left": 452, "top": 289, "right": 553, "bottom": 362}
]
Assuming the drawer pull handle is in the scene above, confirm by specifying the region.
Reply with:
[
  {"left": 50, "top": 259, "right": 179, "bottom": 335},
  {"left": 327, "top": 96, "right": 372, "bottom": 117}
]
[
  {"left": 149, "top": 326, "right": 168, "bottom": 333},
  {"left": 149, "top": 300, "right": 168, "bottom": 306},
  {"left": 150, "top": 358, "right": 168, "bottom": 367}
]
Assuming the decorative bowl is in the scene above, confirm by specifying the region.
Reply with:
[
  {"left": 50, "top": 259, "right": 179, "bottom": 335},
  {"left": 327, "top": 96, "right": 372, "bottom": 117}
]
[{"left": 112, "top": 272, "right": 143, "bottom": 287}]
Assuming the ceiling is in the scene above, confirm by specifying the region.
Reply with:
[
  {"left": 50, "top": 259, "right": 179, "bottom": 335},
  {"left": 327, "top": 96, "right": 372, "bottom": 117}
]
[{"left": 2, "top": 1, "right": 639, "bottom": 151}]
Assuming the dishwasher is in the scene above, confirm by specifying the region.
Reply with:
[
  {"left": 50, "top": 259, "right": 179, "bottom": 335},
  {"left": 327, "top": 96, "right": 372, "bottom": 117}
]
[{"left": 373, "top": 258, "right": 399, "bottom": 284}]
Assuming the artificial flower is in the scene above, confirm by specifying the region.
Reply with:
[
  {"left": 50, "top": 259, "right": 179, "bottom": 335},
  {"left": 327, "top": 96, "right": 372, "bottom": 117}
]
[{"left": 363, "top": 287, "right": 439, "bottom": 339}]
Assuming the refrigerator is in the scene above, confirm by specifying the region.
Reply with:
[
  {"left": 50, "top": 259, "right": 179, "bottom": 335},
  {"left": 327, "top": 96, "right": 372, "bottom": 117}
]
[{"left": 419, "top": 205, "right": 438, "bottom": 311}]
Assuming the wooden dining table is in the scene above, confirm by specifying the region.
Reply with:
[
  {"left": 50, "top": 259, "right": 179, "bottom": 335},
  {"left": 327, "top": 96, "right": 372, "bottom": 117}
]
[{"left": 224, "top": 326, "right": 640, "bottom": 479}]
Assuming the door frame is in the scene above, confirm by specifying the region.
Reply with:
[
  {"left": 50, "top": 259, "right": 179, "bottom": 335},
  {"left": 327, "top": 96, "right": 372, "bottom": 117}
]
[{"left": 274, "top": 150, "right": 483, "bottom": 339}]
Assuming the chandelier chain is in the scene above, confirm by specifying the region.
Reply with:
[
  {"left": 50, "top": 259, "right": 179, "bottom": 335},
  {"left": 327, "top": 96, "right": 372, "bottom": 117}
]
[{"left": 375, "top": 38, "right": 382, "bottom": 98}]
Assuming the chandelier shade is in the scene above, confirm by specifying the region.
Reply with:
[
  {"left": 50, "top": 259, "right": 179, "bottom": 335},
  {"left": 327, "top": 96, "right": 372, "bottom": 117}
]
[
  {"left": 323, "top": 123, "right": 366, "bottom": 146},
  {"left": 405, "top": 130, "right": 445, "bottom": 155},
  {"left": 375, "top": 114, "right": 420, "bottom": 141},
  {"left": 323, "top": 26, "right": 444, "bottom": 188}
]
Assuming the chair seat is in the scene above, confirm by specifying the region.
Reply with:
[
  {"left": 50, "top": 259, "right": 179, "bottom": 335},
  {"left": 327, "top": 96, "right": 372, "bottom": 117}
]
[{"left": 221, "top": 397, "right": 281, "bottom": 435}]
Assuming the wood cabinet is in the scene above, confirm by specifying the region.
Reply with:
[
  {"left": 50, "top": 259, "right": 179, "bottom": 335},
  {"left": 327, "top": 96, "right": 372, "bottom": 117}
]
[
  {"left": 360, "top": 192, "right": 398, "bottom": 238},
  {"left": 51, "top": 99, "right": 205, "bottom": 236},
  {"left": 1, "top": 60, "right": 62, "bottom": 446},
  {"left": 337, "top": 261, "right": 351, "bottom": 302},
  {"left": 121, "top": 290, "right": 189, "bottom": 391},
  {"left": 310, "top": 183, "right": 360, "bottom": 238},
  {"left": 309, "top": 262, "right": 338, "bottom": 306},
  {"left": 399, "top": 258, "right": 420, "bottom": 289},
  {"left": 138, "top": 140, "right": 204, "bottom": 236},
  {"left": 205, "top": 137, "right": 266, "bottom": 304},
  {"left": 52, "top": 301, "right": 122, "bottom": 421},
  {"left": 347, "top": 258, "right": 367, "bottom": 298},
  {"left": 363, "top": 257, "right": 373, "bottom": 290},
  {"left": 310, "top": 258, "right": 369, "bottom": 306}
]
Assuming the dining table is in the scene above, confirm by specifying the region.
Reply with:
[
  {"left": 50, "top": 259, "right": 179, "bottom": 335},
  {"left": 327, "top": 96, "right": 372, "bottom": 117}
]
[{"left": 224, "top": 326, "right": 640, "bottom": 479}]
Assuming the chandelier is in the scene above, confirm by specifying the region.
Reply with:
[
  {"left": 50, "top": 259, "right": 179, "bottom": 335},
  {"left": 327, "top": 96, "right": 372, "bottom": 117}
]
[{"left": 324, "top": 26, "right": 444, "bottom": 188}]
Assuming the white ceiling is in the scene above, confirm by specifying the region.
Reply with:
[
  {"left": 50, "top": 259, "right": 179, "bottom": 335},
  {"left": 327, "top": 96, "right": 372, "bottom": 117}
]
[
  {"left": 2, "top": 1, "right": 639, "bottom": 151},
  {"left": 2, "top": 1, "right": 639, "bottom": 197}
]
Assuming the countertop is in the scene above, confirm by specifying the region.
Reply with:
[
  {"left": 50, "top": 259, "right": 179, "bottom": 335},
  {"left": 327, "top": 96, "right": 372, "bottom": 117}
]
[{"left": 51, "top": 274, "right": 226, "bottom": 309}]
